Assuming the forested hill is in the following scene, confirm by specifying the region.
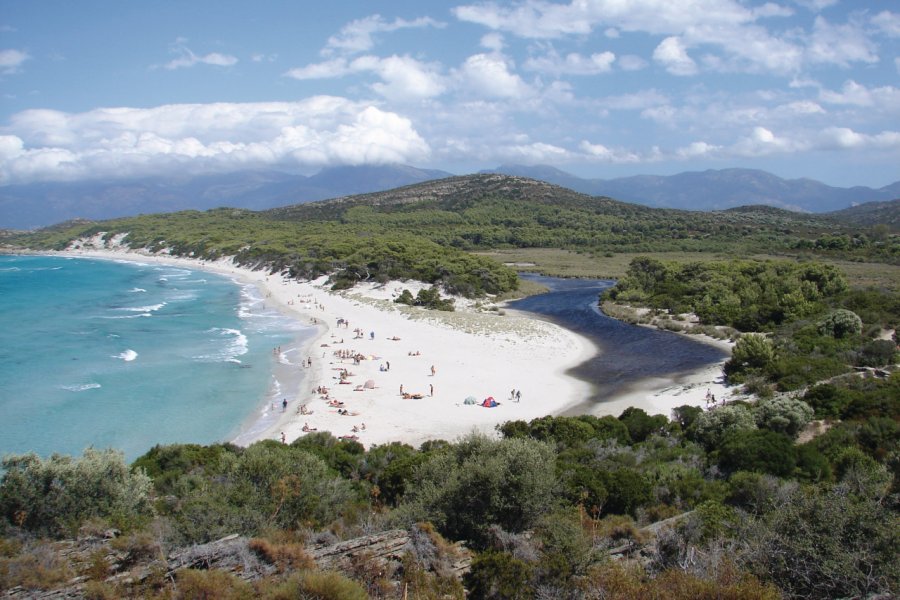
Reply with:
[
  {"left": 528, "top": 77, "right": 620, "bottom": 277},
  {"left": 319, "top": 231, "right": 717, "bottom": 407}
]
[
  {"left": 265, "top": 173, "right": 644, "bottom": 220},
  {"left": 6, "top": 174, "right": 899, "bottom": 290}
]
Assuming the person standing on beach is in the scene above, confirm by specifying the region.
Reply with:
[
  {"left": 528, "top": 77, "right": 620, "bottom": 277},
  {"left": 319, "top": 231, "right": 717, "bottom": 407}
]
[
  {"left": 430, "top": 383, "right": 434, "bottom": 397},
  {"left": 516, "top": 390, "right": 521, "bottom": 402},
  {"left": 282, "top": 398, "right": 288, "bottom": 411},
  {"left": 430, "top": 365, "right": 436, "bottom": 376}
]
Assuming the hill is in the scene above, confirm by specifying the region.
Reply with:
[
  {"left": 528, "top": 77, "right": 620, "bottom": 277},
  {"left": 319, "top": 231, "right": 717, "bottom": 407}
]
[
  {"left": 10, "top": 175, "right": 897, "bottom": 288},
  {"left": 3, "top": 163, "right": 897, "bottom": 230},
  {"left": 0, "top": 164, "right": 452, "bottom": 230},
  {"left": 486, "top": 165, "right": 900, "bottom": 213}
]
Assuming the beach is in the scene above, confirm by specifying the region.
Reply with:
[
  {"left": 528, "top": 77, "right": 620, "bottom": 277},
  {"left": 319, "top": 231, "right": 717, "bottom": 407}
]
[{"left": 57, "top": 238, "right": 735, "bottom": 448}]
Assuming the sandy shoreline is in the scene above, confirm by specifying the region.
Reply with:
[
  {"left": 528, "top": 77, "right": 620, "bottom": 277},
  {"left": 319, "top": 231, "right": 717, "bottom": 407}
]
[{"left": 45, "top": 242, "right": 735, "bottom": 447}]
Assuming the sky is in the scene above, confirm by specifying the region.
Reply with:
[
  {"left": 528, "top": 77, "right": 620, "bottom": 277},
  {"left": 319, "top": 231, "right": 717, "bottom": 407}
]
[{"left": 1, "top": 0, "right": 898, "bottom": 188}]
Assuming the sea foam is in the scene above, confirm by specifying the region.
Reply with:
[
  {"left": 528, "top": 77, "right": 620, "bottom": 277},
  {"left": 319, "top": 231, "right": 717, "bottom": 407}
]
[{"left": 116, "top": 349, "right": 138, "bottom": 361}]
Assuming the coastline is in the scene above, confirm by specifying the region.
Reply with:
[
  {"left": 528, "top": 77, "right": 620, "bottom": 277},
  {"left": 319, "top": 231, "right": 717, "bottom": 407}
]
[{"left": 37, "top": 241, "right": 735, "bottom": 448}]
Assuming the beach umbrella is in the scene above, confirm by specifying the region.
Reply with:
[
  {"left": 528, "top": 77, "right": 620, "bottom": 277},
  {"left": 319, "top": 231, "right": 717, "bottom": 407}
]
[{"left": 364, "top": 379, "right": 376, "bottom": 389}]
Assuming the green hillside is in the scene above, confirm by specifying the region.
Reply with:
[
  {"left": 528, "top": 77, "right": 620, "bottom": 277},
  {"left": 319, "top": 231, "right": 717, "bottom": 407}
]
[{"left": 5, "top": 175, "right": 898, "bottom": 298}]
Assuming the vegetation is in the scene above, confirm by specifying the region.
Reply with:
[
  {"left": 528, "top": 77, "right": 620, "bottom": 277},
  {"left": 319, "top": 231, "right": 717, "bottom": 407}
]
[
  {"left": 1, "top": 175, "right": 897, "bottom": 596},
  {"left": 604, "top": 256, "right": 898, "bottom": 391},
  {"left": 6, "top": 174, "right": 898, "bottom": 300},
  {"left": 1, "top": 391, "right": 896, "bottom": 597}
]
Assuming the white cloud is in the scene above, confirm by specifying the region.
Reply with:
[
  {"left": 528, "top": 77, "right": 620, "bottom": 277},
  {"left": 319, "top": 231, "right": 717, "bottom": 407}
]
[
  {"left": 872, "top": 11, "right": 900, "bottom": 38},
  {"left": 805, "top": 16, "right": 878, "bottom": 67},
  {"left": 819, "top": 80, "right": 900, "bottom": 109},
  {"left": 729, "top": 126, "right": 803, "bottom": 156},
  {"left": 0, "top": 99, "right": 430, "bottom": 184},
  {"left": 504, "top": 141, "right": 570, "bottom": 162},
  {"left": 323, "top": 15, "right": 444, "bottom": 56},
  {"left": 286, "top": 55, "right": 445, "bottom": 101},
  {"left": 456, "top": 53, "right": 533, "bottom": 99},
  {"left": 352, "top": 55, "right": 446, "bottom": 100},
  {"left": 578, "top": 140, "right": 641, "bottom": 163},
  {"left": 653, "top": 37, "right": 697, "bottom": 75},
  {"left": 816, "top": 127, "right": 900, "bottom": 150},
  {"left": 453, "top": 0, "right": 886, "bottom": 75},
  {"left": 480, "top": 32, "right": 505, "bottom": 51},
  {"left": 453, "top": 2, "right": 592, "bottom": 38},
  {"left": 163, "top": 42, "right": 237, "bottom": 70},
  {"left": 284, "top": 58, "right": 352, "bottom": 80},
  {"left": 524, "top": 49, "right": 615, "bottom": 75},
  {"left": 676, "top": 141, "right": 722, "bottom": 158},
  {"left": 0, "top": 49, "right": 29, "bottom": 74}
]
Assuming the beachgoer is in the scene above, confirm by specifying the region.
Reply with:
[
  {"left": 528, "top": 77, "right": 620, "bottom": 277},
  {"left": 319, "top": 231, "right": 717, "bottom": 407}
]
[
  {"left": 282, "top": 398, "right": 288, "bottom": 411},
  {"left": 400, "top": 384, "right": 404, "bottom": 396},
  {"left": 386, "top": 361, "right": 390, "bottom": 371},
  {"left": 430, "top": 365, "right": 436, "bottom": 376},
  {"left": 370, "top": 331, "right": 375, "bottom": 340},
  {"left": 516, "top": 390, "right": 521, "bottom": 402},
  {"left": 281, "top": 432, "right": 286, "bottom": 443},
  {"left": 430, "top": 383, "right": 434, "bottom": 397}
]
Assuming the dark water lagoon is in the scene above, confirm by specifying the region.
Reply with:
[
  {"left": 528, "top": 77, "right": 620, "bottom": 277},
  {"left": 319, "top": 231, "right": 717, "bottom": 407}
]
[{"left": 508, "top": 274, "right": 729, "bottom": 414}]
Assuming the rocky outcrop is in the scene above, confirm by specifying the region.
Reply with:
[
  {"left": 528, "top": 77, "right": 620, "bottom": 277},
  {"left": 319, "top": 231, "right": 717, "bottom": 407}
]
[{"left": 4, "top": 526, "right": 472, "bottom": 599}]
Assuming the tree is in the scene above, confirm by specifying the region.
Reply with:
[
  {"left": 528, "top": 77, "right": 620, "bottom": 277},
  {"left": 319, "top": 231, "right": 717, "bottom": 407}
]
[
  {"left": 724, "top": 334, "right": 775, "bottom": 383},
  {"left": 618, "top": 407, "right": 667, "bottom": 443}
]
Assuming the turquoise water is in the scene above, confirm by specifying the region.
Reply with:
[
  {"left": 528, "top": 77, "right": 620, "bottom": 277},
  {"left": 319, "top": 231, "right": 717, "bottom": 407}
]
[{"left": 0, "top": 255, "right": 313, "bottom": 462}]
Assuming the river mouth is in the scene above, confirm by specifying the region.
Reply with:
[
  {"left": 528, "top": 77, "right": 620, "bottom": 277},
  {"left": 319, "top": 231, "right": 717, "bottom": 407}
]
[{"left": 507, "top": 274, "right": 729, "bottom": 412}]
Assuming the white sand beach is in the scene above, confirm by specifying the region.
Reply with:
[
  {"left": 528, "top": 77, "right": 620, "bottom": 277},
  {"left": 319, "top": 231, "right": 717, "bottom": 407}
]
[{"left": 58, "top": 239, "right": 735, "bottom": 447}]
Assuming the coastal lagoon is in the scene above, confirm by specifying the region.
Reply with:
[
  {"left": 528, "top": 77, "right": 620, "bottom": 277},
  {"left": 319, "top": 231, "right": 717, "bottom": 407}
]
[
  {"left": 0, "top": 255, "right": 312, "bottom": 461},
  {"left": 510, "top": 274, "right": 729, "bottom": 411}
]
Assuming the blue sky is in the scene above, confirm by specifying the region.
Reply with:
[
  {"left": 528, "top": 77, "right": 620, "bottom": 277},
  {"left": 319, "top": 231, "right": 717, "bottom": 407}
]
[{"left": 1, "top": 0, "right": 898, "bottom": 188}]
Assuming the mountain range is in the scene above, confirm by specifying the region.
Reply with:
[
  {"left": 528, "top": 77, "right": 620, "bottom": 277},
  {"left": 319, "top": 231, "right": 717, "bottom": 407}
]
[{"left": 1, "top": 164, "right": 897, "bottom": 230}]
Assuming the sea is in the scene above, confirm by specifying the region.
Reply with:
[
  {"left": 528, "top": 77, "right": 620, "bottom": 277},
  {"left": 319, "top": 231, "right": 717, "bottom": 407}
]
[{"left": 0, "top": 254, "right": 315, "bottom": 462}]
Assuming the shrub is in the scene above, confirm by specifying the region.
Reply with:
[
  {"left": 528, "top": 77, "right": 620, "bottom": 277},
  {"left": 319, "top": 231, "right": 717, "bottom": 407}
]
[
  {"left": 175, "top": 569, "right": 255, "bottom": 599},
  {"left": 752, "top": 396, "right": 814, "bottom": 438},
  {"left": 0, "top": 449, "right": 153, "bottom": 537},
  {"left": 817, "top": 309, "right": 863, "bottom": 338},
  {"left": 397, "top": 434, "right": 557, "bottom": 547},
  {"left": 691, "top": 404, "right": 757, "bottom": 450},
  {"left": 464, "top": 551, "right": 535, "bottom": 600},
  {"left": 717, "top": 430, "right": 797, "bottom": 477}
]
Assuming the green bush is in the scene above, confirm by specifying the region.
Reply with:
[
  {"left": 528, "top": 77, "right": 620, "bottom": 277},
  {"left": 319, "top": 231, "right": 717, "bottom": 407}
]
[
  {"left": 717, "top": 430, "right": 797, "bottom": 477},
  {"left": 752, "top": 396, "right": 814, "bottom": 438},
  {"left": 691, "top": 405, "right": 757, "bottom": 450},
  {"left": 0, "top": 449, "right": 153, "bottom": 537},
  {"left": 817, "top": 309, "right": 863, "bottom": 338},
  {"left": 398, "top": 434, "right": 557, "bottom": 547}
]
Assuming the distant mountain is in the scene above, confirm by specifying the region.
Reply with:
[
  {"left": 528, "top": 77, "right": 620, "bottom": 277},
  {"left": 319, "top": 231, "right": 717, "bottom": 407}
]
[
  {"left": 3, "top": 162, "right": 897, "bottom": 230},
  {"left": 485, "top": 165, "right": 900, "bottom": 213},
  {"left": 0, "top": 165, "right": 453, "bottom": 230}
]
